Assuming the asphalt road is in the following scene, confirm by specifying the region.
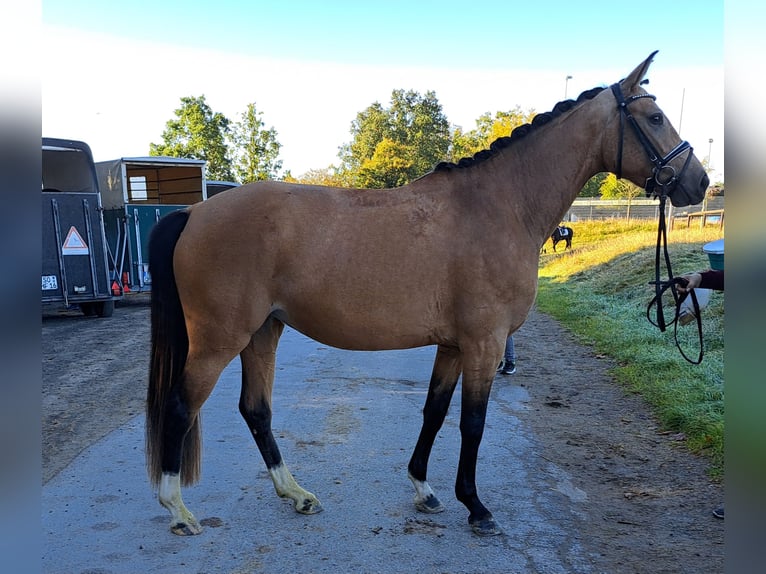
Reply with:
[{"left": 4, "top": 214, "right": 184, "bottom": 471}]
[{"left": 42, "top": 326, "right": 596, "bottom": 574}]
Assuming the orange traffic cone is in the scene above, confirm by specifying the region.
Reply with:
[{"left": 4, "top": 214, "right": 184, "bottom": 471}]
[
  {"left": 121, "top": 272, "right": 131, "bottom": 293},
  {"left": 111, "top": 280, "right": 121, "bottom": 296}
]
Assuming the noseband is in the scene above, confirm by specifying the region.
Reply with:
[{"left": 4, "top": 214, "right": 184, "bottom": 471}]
[
  {"left": 610, "top": 83, "right": 704, "bottom": 364},
  {"left": 610, "top": 82, "right": 693, "bottom": 198}
]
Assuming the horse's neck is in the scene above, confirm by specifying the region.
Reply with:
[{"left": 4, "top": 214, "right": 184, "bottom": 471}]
[{"left": 497, "top": 110, "right": 603, "bottom": 241}]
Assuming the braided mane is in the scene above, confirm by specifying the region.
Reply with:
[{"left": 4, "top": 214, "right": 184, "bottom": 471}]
[{"left": 434, "top": 86, "right": 606, "bottom": 172}]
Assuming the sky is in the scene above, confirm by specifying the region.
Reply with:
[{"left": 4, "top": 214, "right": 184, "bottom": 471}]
[{"left": 40, "top": 0, "right": 724, "bottom": 181}]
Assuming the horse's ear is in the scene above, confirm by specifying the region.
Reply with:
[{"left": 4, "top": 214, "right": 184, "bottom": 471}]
[{"left": 621, "top": 50, "right": 659, "bottom": 92}]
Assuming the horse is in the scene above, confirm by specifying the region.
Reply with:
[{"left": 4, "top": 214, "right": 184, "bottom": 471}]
[
  {"left": 550, "top": 225, "right": 574, "bottom": 252},
  {"left": 145, "top": 52, "right": 708, "bottom": 537}
]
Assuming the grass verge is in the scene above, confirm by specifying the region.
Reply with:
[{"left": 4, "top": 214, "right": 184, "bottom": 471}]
[{"left": 536, "top": 219, "right": 724, "bottom": 478}]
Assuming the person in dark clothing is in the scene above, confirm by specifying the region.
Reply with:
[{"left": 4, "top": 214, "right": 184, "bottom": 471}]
[
  {"left": 497, "top": 335, "right": 516, "bottom": 375},
  {"left": 677, "top": 268, "right": 724, "bottom": 293},
  {"left": 677, "top": 267, "right": 724, "bottom": 519}
]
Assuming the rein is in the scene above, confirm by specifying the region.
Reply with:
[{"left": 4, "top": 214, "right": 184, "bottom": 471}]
[
  {"left": 610, "top": 83, "right": 704, "bottom": 364},
  {"left": 644, "top": 193, "right": 704, "bottom": 364}
]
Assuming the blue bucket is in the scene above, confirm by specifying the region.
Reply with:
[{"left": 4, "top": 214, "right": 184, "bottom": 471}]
[{"left": 703, "top": 238, "right": 724, "bottom": 270}]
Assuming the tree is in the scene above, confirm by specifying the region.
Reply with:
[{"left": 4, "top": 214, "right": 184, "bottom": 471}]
[
  {"left": 337, "top": 89, "right": 451, "bottom": 188},
  {"left": 356, "top": 138, "right": 414, "bottom": 189},
  {"left": 229, "top": 102, "right": 282, "bottom": 183},
  {"left": 599, "top": 173, "right": 643, "bottom": 199},
  {"left": 340, "top": 103, "right": 388, "bottom": 166},
  {"left": 451, "top": 107, "right": 536, "bottom": 160},
  {"left": 598, "top": 173, "right": 619, "bottom": 198},
  {"left": 579, "top": 173, "right": 607, "bottom": 197},
  {"left": 150, "top": 95, "right": 234, "bottom": 181},
  {"left": 389, "top": 89, "right": 451, "bottom": 178},
  {"left": 287, "top": 166, "right": 345, "bottom": 187}
]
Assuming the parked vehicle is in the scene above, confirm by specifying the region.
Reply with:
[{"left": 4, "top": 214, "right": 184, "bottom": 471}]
[
  {"left": 42, "top": 138, "right": 115, "bottom": 317},
  {"left": 96, "top": 156, "right": 207, "bottom": 292},
  {"left": 205, "top": 180, "right": 239, "bottom": 197}
]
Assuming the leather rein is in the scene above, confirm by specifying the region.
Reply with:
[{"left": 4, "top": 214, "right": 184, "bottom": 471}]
[{"left": 610, "top": 82, "right": 704, "bottom": 364}]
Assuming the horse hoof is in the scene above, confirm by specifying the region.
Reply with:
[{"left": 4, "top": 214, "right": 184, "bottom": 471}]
[
  {"left": 415, "top": 494, "right": 445, "bottom": 514},
  {"left": 170, "top": 520, "right": 203, "bottom": 536},
  {"left": 296, "top": 497, "right": 323, "bottom": 515},
  {"left": 469, "top": 515, "right": 502, "bottom": 536}
]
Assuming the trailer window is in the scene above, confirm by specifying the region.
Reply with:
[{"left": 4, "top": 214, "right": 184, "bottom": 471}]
[
  {"left": 42, "top": 148, "right": 98, "bottom": 192},
  {"left": 129, "top": 176, "right": 148, "bottom": 200}
]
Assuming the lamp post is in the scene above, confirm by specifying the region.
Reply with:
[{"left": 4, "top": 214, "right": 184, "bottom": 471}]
[
  {"left": 564, "top": 75, "right": 572, "bottom": 99},
  {"left": 702, "top": 138, "right": 714, "bottom": 210},
  {"left": 678, "top": 88, "right": 685, "bottom": 136}
]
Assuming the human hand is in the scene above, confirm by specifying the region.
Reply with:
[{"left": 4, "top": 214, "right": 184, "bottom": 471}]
[{"left": 677, "top": 272, "right": 702, "bottom": 294}]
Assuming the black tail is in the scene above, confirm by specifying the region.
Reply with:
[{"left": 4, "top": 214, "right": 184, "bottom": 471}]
[{"left": 145, "top": 210, "right": 201, "bottom": 486}]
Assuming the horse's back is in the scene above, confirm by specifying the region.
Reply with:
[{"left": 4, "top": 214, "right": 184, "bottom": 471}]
[
  {"left": 173, "top": 181, "right": 457, "bottom": 349},
  {"left": 179, "top": 180, "right": 451, "bottom": 280}
]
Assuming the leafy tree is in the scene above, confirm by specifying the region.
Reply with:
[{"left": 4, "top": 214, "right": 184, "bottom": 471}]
[
  {"left": 579, "top": 173, "right": 607, "bottom": 197},
  {"left": 150, "top": 95, "right": 234, "bottom": 181},
  {"left": 287, "top": 166, "right": 345, "bottom": 187},
  {"left": 598, "top": 173, "right": 620, "bottom": 198},
  {"left": 357, "top": 138, "right": 413, "bottom": 188},
  {"left": 599, "top": 173, "right": 643, "bottom": 199},
  {"left": 337, "top": 89, "right": 450, "bottom": 188},
  {"left": 451, "top": 107, "right": 536, "bottom": 160},
  {"left": 229, "top": 102, "right": 282, "bottom": 183},
  {"left": 340, "top": 103, "right": 388, "bottom": 169},
  {"left": 389, "top": 90, "right": 450, "bottom": 178}
]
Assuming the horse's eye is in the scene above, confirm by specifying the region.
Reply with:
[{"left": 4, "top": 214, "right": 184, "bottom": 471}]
[{"left": 649, "top": 113, "right": 663, "bottom": 126}]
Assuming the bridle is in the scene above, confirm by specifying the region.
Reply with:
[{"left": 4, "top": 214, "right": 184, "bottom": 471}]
[
  {"left": 610, "top": 82, "right": 704, "bottom": 364},
  {"left": 610, "top": 82, "right": 694, "bottom": 197}
]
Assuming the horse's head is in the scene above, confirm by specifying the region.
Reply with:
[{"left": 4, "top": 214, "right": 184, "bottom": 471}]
[{"left": 601, "top": 51, "right": 709, "bottom": 207}]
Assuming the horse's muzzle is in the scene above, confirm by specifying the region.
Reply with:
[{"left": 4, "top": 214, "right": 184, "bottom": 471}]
[{"left": 669, "top": 171, "right": 709, "bottom": 208}]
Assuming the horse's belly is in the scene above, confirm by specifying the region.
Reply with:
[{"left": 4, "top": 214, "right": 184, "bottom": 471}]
[{"left": 273, "top": 308, "right": 440, "bottom": 352}]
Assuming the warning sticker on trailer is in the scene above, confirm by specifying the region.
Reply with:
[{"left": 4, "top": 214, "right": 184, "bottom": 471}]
[{"left": 62, "top": 226, "right": 89, "bottom": 255}]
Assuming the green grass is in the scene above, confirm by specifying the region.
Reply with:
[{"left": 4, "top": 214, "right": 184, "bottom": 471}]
[{"left": 536, "top": 219, "right": 724, "bottom": 478}]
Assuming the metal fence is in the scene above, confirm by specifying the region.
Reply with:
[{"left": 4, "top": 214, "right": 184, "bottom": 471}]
[{"left": 563, "top": 196, "right": 724, "bottom": 226}]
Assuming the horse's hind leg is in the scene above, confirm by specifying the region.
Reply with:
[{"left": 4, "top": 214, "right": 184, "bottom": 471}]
[
  {"left": 408, "top": 344, "right": 462, "bottom": 514},
  {"left": 239, "top": 317, "right": 322, "bottom": 515},
  {"left": 158, "top": 348, "right": 237, "bottom": 535}
]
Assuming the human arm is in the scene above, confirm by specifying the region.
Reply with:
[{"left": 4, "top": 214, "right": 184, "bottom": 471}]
[{"left": 677, "top": 269, "right": 724, "bottom": 294}]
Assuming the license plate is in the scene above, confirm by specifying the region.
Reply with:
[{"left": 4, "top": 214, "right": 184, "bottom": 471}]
[{"left": 42, "top": 275, "right": 58, "bottom": 290}]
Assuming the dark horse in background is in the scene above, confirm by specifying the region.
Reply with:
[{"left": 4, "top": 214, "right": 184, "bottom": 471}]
[
  {"left": 145, "top": 52, "right": 708, "bottom": 538},
  {"left": 549, "top": 225, "right": 574, "bottom": 252}
]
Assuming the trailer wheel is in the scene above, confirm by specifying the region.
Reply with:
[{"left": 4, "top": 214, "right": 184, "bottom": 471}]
[{"left": 96, "top": 300, "right": 115, "bottom": 318}]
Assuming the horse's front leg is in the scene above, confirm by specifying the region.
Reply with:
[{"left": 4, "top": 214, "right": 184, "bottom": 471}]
[
  {"left": 408, "top": 344, "right": 461, "bottom": 514},
  {"left": 455, "top": 355, "right": 503, "bottom": 536},
  {"left": 239, "top": 318, "right": 322, "bottom": 515}
]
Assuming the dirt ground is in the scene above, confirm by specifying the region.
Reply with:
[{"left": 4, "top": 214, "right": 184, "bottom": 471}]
[{"left": 42, "top": 295, "right": 724, "bottom": 573}]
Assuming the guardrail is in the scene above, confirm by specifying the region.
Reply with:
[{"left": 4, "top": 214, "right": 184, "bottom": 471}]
[{"left": 668, "top": 209, "right": 724, "bottom": 231}]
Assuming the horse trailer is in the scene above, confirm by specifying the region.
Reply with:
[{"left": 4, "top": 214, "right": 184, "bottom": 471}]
[
  {"left": 42, "top": 138, "right": 115, "bottom": 317},
  {"left": 96, "top": 156, "right": 207, "bottom": 292},
  {"left": 205, "top": 180, "right": 239, "bottom": 197}
]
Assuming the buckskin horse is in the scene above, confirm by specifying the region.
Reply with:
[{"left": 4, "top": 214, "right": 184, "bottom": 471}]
[{"left": 146, "top": 52, "right": 708, "bottom": 537}]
